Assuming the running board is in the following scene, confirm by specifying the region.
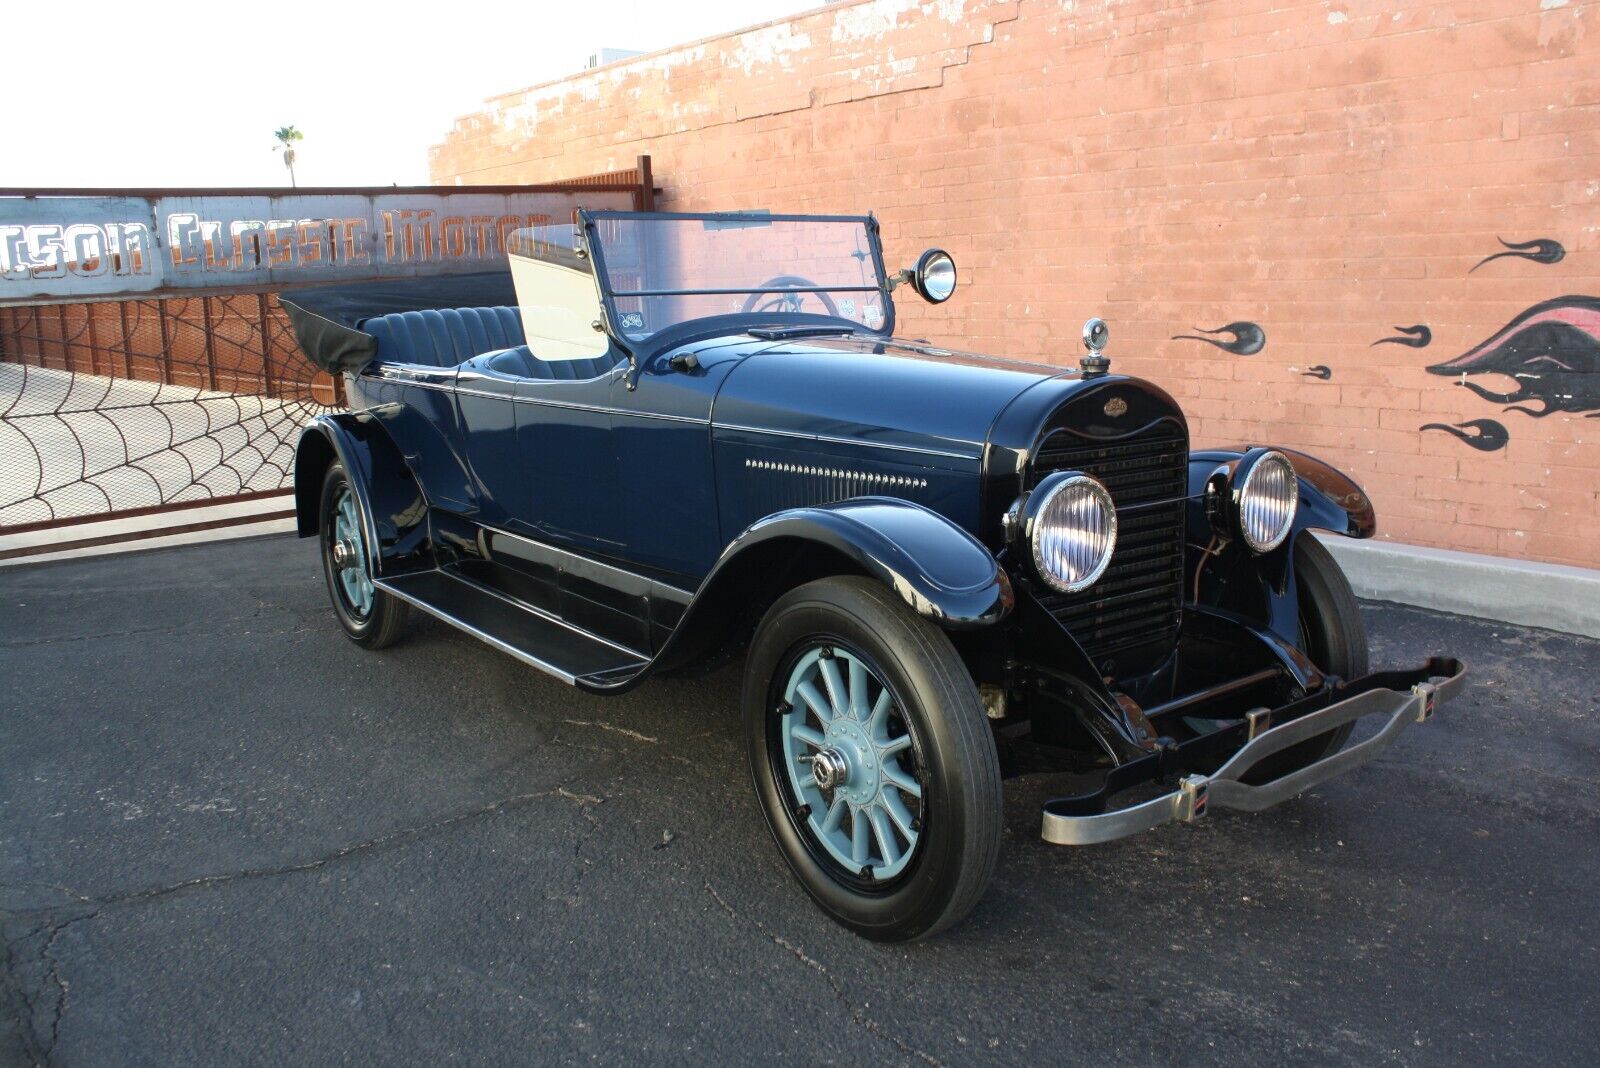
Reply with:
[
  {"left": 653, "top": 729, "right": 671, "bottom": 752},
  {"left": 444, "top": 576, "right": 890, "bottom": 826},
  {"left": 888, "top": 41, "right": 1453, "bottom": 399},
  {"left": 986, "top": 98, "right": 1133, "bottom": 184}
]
[{"left": 374, "top": 570, "right": 648, "bottom": 687}]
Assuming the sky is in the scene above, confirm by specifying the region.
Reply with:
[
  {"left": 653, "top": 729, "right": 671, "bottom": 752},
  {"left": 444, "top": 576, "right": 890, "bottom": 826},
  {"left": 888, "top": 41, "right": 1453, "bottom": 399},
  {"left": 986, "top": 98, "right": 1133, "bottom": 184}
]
[{"left": 3, "top": 0, "right": 818, "bottom": 189}]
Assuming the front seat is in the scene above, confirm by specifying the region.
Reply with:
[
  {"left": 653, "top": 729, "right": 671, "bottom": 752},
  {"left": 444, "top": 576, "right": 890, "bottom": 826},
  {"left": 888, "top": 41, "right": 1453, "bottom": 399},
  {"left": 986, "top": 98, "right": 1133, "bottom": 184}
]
[{"left": 481, "top": 345, "right": 623, "bottom": 382}]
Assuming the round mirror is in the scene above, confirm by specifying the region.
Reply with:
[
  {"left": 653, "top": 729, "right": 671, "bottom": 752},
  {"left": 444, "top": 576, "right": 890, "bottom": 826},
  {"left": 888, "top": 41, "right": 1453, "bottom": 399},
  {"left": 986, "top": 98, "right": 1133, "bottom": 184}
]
[{"left": 913, "top": 249, "right": 957, "bottom": 304}]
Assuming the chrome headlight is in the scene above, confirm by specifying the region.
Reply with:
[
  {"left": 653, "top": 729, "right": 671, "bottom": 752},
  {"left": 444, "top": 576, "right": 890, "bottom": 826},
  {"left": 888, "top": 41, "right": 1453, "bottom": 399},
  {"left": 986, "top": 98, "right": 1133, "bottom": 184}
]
[
  {"left": 907, "top": 248, "right": 957, "bottom": 304},
  {"left": 1026, "top": 472, "right": 1117, "bottom": 593},
  {"left": 1236, "top": 450, "right": 1298, "bottom": 553}
]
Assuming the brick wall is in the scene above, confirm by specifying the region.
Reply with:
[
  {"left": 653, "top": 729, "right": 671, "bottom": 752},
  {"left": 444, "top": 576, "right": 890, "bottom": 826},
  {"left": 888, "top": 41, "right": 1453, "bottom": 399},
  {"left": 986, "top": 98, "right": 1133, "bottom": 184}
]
[{"left": 431, "top": 0, "right": 1600, "bottom": 569}]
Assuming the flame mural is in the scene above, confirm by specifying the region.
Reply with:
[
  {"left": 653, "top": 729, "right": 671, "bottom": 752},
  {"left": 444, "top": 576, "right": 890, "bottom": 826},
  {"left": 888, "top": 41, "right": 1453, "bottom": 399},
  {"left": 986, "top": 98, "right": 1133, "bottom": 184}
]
[
  {"left": 1469, "top": 236, "right": 1566, "bottom": 274},
  {"left": 1170, "top": 321, "right": 1266, "bottom": 356},
  {"left": 1426, "top": 295, "right": 1600, "bottom": 419}
]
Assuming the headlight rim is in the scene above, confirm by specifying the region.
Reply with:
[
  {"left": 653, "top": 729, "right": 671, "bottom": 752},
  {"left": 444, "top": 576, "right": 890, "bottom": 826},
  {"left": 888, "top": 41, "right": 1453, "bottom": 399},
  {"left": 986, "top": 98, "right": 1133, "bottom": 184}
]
[
  {"left": 1235, "top": 448, "right": 1299, "bottom": 554},
  {"left": 911, "top": 248, "right": 958, "bottom": 304},
  {"left": 1025, "top": 471, "right": 1119, "bottom": 595}
]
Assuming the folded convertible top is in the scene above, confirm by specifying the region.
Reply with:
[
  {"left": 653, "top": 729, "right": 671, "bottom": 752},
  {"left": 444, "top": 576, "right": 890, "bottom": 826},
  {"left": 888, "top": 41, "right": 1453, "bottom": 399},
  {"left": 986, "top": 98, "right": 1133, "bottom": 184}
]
[{"left": 277, "top": 272, "right": 518, "bottom": 374}]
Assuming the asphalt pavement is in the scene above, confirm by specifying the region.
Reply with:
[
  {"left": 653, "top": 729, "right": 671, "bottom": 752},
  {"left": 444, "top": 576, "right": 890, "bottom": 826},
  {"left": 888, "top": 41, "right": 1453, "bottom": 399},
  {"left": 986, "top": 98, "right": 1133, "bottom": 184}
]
[{"left": 1, "top": 534, "right": 1596, "bottom": 1066}]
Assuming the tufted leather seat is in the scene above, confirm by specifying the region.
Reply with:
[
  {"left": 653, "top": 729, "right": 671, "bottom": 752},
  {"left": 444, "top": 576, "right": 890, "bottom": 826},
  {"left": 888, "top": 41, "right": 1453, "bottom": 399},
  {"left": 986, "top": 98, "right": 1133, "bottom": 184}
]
[
  {"left": 362, "top": 306, "right": 525, "bottom": 368},
  {"left": 361, "top": 306, "right": 623, "bottom": 380}
]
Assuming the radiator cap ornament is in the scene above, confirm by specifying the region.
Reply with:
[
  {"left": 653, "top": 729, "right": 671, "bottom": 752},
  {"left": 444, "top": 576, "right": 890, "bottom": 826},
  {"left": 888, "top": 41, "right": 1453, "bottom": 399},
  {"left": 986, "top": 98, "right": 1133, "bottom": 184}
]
[{"left": 1081, "top": 317, "right": 1110, "bottom": 377}]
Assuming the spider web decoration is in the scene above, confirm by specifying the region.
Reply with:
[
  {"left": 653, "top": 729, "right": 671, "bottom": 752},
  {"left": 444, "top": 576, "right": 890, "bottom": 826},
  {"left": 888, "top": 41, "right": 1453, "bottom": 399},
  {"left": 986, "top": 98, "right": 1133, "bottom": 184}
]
[{"left": 0, "top": 294, "right": 338, "bottom": 528}]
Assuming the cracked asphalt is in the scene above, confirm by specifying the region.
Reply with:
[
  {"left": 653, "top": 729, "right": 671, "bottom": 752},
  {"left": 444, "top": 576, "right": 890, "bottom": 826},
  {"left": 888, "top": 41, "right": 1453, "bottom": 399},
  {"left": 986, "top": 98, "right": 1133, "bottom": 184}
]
[{"left": 2, "top": 534, "right": 1597, "bottom": 1066}]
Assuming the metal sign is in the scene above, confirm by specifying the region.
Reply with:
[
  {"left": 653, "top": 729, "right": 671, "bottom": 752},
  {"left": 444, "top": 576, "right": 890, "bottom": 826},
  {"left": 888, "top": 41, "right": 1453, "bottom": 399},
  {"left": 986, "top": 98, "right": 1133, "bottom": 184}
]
[{"left": 0, "top": 188, "right": 636, "bottom": 304}]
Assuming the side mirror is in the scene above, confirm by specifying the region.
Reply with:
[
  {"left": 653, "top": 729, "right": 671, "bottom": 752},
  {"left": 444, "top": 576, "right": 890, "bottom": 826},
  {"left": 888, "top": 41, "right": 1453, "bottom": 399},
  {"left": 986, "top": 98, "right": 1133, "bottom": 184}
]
[{"left": 897, "top": 248, "right": 957, "bottom": 304}]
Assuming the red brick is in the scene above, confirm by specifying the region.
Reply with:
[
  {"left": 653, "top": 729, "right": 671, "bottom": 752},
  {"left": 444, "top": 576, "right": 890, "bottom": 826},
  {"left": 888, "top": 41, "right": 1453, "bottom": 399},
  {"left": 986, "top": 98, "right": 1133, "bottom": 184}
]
[{"left": 428, "top": 0, "right": 1600, "bottom": 570}]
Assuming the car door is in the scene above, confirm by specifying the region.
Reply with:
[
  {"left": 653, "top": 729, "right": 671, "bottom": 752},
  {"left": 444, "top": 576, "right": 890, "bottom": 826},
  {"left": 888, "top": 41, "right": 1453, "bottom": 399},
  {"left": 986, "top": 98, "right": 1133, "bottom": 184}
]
[
  {"left": 452, "top": 357, "right": 523, "bottom": 529},
  {"left": 512, "top": 366, "right": 629, "bottom": 555},
  {"left": 466, "top": 352, "right": 642, "bottom": 653},
  {"left": 360, "top": 362, "right": 475, "bottom": 513},
  {"left": 455, "top": 348, "right": 628, "bottom": 554},
  {"left": 607, "top": 343, "right": 746, "bottom": 585}
]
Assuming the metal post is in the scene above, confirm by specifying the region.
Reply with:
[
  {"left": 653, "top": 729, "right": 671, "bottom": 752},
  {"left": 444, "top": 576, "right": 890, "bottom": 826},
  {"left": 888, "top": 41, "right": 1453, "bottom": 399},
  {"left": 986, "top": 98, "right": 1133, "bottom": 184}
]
[
  {"left": 200, "top": 296, "right": 219, "bottom": 391},
  {"left": 56, "top": 305, "right": 73, "bottom": 372},
  {"left": 86, "top": 302, "right": 103, "bottom": 377},
  {"left": 257, "top": 292, "right": 277, "bottom": 399},
  {"left": 636, "top": 154, "right": 655, "bottom": 211},
  {"left": 156, "top": 298, "right": 174, "bottom": 385},
  {"left": 117, "top": 301, "right": 134, "bottom": 378}
]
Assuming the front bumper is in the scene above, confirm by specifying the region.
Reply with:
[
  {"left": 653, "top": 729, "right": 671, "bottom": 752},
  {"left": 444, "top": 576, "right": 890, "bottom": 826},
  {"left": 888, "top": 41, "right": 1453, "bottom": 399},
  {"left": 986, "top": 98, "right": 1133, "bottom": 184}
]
[{"left": 1041, "top": 657, "right": 1466, "bottom": 845}]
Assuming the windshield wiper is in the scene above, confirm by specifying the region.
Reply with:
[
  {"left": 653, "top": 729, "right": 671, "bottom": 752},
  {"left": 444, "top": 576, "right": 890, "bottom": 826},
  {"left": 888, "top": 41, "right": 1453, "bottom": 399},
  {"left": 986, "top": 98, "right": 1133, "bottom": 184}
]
[{"left": 746, "top": 325, "right": 858, "bottom": 341}]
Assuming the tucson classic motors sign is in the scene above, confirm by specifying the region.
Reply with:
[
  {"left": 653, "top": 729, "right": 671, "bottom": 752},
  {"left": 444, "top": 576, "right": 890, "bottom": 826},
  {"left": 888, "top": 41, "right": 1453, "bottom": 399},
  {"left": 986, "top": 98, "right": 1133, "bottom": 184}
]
[{"left": 0, "top": 188, "right": 634, "bottom": 304}]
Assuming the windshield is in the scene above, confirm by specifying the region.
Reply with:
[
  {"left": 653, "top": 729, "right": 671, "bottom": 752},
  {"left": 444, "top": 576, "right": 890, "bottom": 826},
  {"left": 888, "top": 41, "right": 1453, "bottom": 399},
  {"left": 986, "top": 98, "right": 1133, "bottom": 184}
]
[{"left": 584, "top": 211, "right": 890, "bottom": 341}]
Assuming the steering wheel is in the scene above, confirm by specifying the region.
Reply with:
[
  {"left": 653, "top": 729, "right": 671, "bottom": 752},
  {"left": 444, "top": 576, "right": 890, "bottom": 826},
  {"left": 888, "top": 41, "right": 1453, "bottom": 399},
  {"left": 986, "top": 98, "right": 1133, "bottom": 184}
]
[{"left": 742, "top": 275, "right": 840, "bottom": 318}]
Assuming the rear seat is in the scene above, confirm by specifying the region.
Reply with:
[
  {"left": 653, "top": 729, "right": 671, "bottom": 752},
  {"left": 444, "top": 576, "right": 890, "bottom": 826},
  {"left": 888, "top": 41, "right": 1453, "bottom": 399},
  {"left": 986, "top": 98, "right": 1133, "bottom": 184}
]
[
  {"left": 361, "top": 306, "right": 621, "bottom": 380},
  {"left": 361, "top": 307, "right": 524, "bottom": 368}
]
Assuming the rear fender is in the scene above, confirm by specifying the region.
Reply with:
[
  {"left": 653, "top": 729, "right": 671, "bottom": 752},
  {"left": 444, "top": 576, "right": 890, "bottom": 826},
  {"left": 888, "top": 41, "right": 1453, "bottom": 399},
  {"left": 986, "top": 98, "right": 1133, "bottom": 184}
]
[
  {"left": 292, "top": 413, "right": 432, "bottom": 574},
  {"left": 1185, "top": 446, "right": 1375, "bottom": 642}
]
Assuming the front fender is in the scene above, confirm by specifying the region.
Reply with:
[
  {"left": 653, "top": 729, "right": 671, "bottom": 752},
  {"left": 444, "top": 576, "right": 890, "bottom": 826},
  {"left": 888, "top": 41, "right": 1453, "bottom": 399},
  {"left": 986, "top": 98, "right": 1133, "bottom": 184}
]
[
  {"left": 1185, "top": 446, "right": 1375, "bottom": 643},
  {"left": 729, "top": 498, "right": 1014, "bottom": 628},
  {"left": 292, "top": 413, "right": 431, "bottom": 574},
  {"left": 1189, "top": 446, "right": 1375, "bottom": 541},
  {"left": 585, "top": 497, "right": 1011, "bottom": 693}
]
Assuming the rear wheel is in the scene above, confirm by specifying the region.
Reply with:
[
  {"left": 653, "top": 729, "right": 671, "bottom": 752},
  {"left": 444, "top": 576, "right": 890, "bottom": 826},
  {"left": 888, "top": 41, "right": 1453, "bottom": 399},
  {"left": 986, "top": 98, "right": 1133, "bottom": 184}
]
[
  {"left": 744, "top": 577, "right": 1002, "bottom": 942},
  {"left": 319, "top": 462, "right": 408, "bottom": 649},
  {"left": 1246, "top": 535, "right": 1368, "bottom": 782}
]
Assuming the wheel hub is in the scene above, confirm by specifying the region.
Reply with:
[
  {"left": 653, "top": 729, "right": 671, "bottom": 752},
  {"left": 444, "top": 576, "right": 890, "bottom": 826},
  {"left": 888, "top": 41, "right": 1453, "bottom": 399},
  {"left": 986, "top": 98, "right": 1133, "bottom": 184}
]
[
  {"left": 332, "top": 540, "right": 357, "bottom": 570},
  {"left": 821, "top": 714, "right": 879, "bottom": 807},
  {"left": 811, "top": 748, "right": 849, "bottom": 791}
]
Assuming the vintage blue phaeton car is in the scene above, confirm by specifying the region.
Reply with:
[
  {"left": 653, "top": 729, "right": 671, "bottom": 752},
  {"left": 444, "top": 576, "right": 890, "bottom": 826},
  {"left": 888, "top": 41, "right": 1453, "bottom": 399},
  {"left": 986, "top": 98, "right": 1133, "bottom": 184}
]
[{"left": 285, "top": 210, "right": 1464, "bottom": 941}]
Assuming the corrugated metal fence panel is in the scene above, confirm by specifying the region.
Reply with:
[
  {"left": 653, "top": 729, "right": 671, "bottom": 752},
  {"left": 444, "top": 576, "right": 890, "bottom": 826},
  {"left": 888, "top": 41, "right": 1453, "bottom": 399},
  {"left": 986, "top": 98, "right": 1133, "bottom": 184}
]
[{"left": 0, "top": 186, "right": 638, "bottom": 305}]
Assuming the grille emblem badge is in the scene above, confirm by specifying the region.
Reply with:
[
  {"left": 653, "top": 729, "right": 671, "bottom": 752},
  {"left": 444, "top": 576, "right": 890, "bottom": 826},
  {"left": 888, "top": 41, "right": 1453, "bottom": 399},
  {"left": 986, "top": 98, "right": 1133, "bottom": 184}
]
[{"left": 1103, "top": 396, "right": 1128, "bottom": 418}]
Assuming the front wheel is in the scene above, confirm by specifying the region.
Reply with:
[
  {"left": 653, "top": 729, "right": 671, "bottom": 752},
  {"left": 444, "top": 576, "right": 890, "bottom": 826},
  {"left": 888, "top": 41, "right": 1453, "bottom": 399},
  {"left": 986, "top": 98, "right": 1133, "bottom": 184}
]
[
  {"left": 318, "top": 461, "right": 409, "bottom": 649},
  {"left": 743, "top": 577, "right": 1002, "bottom": 942}
]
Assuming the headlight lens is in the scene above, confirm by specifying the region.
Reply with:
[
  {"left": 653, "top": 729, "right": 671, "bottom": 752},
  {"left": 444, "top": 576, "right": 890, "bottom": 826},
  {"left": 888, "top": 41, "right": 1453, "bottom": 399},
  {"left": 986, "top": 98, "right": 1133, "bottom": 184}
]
[
  {"left": 914, "top": 249, "right": 957, "bottom": 303},
  {"left": 1030, "top": 474, "right": 1117, "bottom": 593},
  {"left": 1237, "top": 450, "right": 1298, "bottom": 553}
]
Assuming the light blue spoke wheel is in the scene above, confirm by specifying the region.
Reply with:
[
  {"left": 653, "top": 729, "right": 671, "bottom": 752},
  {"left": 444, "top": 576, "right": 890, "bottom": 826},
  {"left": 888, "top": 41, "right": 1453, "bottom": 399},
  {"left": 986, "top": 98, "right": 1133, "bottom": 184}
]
[
  {"left": 778, "top": 643, "right": 924, "bottom": 883},
  {"left": 330, "top": 485, "right": 374, "bottom": 619},
  {"left": 318, "top": 461, "right": 408, "bottom": 649},
  {"left": 745, "top": 576, "right": 1002, "bottom": 942}
]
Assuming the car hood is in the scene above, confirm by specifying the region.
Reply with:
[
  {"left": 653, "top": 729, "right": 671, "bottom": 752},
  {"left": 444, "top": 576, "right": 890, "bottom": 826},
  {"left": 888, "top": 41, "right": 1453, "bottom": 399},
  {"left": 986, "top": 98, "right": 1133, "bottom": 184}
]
[{"left": 710, "top": 334, "right": 1075, "bottom": 459}]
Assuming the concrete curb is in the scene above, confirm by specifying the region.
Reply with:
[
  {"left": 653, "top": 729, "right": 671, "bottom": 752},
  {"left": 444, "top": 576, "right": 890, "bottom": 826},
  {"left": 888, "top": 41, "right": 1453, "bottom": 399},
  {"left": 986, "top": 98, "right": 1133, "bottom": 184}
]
[
  {"left": 0, "top": 493, "right": 296, "bottom": 568},
  {"left": 1313, "top": 534, "right": 1600, "bottom": 639}
]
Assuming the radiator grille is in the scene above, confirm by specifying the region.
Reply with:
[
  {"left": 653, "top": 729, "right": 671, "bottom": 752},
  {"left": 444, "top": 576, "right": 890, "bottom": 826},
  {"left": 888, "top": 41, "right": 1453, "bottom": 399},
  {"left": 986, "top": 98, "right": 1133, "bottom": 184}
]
[{"left": 1030, "top": 423, "right": 1187, "bottom": 669}]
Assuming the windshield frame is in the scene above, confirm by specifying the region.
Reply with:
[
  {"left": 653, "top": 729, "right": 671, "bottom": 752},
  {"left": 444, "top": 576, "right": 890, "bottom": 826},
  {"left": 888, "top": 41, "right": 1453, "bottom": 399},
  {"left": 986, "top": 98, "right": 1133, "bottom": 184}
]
[{"left": 578, "top": 209, "right": 896, "bottom": 345}]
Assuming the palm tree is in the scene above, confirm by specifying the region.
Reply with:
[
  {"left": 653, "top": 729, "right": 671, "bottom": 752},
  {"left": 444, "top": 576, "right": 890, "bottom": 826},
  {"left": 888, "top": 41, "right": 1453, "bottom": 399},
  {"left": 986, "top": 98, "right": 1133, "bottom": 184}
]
[{"left": 272, "top": 126, "right": 304, "bottom": 188}]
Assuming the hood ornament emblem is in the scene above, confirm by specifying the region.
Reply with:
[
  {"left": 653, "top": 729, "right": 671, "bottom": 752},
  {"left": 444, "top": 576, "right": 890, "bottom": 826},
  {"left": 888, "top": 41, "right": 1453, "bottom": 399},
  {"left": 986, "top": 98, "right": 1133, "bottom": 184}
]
[
  {"left": 1103, "top": 396, "right": 1128, "bottom": 418},
  {"left": 1081, "top": 318, "right": 1110, "bottom": 378}
]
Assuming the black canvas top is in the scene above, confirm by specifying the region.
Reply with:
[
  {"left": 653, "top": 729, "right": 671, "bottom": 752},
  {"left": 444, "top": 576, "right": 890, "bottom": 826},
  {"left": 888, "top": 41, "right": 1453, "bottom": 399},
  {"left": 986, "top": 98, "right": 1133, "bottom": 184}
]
[{"left": 277, "top": 272, "right": 517, "bottom": 374}]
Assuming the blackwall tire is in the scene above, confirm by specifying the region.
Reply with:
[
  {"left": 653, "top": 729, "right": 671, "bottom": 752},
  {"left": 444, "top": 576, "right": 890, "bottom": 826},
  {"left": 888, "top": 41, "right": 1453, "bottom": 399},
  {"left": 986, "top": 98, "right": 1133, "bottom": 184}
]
[
  {"left": 1245, "top": 535, "right": 1370, "bottom": 783},
  {"left": 318, "top": 462, "right": 409, "bottom": 650},
  {"left": 743, "top": 576, "right": 1002, "bottom": 942}
]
